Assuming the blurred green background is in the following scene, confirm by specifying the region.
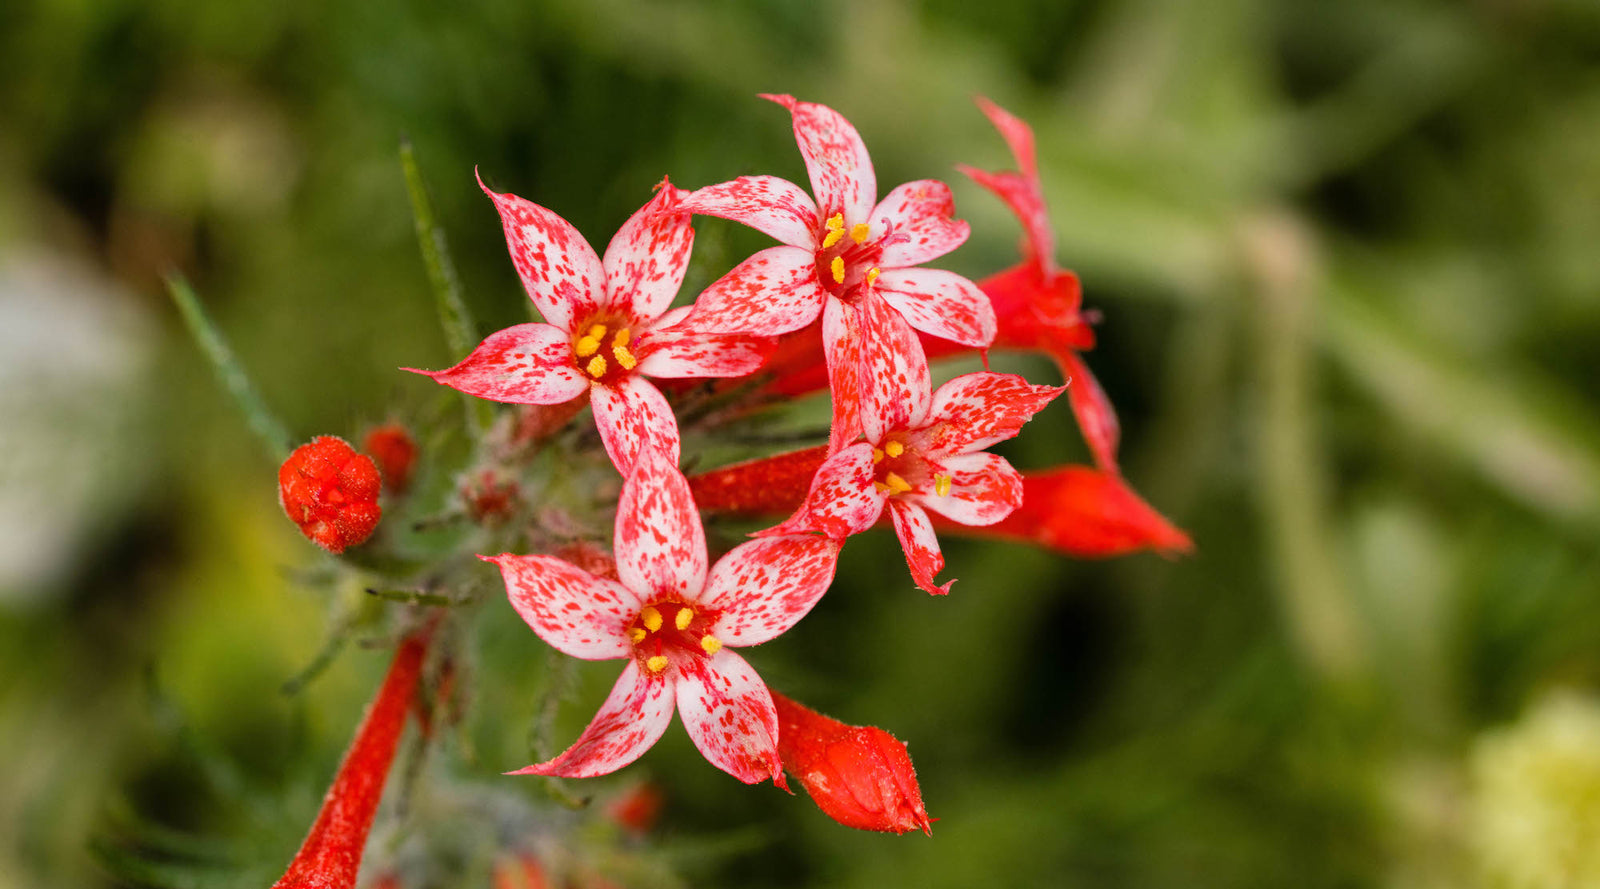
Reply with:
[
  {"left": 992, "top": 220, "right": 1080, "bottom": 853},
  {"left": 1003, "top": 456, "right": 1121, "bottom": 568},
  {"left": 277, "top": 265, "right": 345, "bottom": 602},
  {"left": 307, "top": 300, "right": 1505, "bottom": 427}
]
[{"left": 3, "top": 0, "right": 1600, "bottom": 886}]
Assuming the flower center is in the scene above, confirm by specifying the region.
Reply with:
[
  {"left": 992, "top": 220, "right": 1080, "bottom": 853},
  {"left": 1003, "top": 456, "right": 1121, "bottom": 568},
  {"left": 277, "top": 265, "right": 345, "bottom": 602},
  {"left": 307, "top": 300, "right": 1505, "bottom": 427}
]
[
  {"left": 573, "top": 320, "right": 638, "bottom": 383},
  {"left": 815, "top": 212, "right": 881, "bottom": 297},
  {"left": 870, "top": 436, "right": 950, "bottom": 497},
  {"left": 627, "top": 601, "right": 723, "bottom": 674}
]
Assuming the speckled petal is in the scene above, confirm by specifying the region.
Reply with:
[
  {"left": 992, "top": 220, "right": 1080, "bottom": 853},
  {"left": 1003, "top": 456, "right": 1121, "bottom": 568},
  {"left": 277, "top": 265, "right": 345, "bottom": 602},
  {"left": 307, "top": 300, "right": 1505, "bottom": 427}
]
[
  {"left": 675, "top": 650, "right": 785, "bottom": 786},
  {"left": 483, "top": 554, "right": 639, "bottom": 659},
  {"left": 635, "top": 325, "right": 775, "bottom": 379},
  {"left": 479, "top": 172, "right": 603, "bottom": 331},
  {"left": 506, "top": 662, "right": 675, "bottom": 777},
  {"left": 703, "top": 535, "right": 842, "bottom": 645},
  {"left": 909, "top": 452, "right": 1022, "bottom": 527},
  {"left": 683, "top": 245, "right": 828, "bottom": 337},
  {"left": 822, "top": 295, "right": 864, "bottom": 452},
  {"left": 860, "top": 286, "right": 931, "bottom": 442},
  {"left": 1060, "top": 350, "right": 1122, "bottom": 472},
  {"left": 678, "top": 175, "right": 819, "bottom": 250},
  {"left": 591, "top": 375, "right": 681, "bottom": 476},
  {"left": 870, "top": 179, "right": 970, "bottom": 268},
  {"left": 614, "top": 447, "right": 707, "bottom": 600},
  {"left": 874, "top": 267, "right": 996, "bottom": 349},
  {"left": 760, "top": 443, "right": 886, "bottom": 539},
  {"left": 957, "top": 97, "right": 1054, "bottom": 275},
  {"left": 922, "top": 372, "right": 1065, "bottom": 456},
  {"left": 888, "top": 499, "right": 951, "bottom": 595},
  {"left": 602, "top": 182, "right": 694, "bottom": 324},
  {"left": 404, "top": 323, "right": 588, "bottom": 405},
  {"left": 761, "top": 94, "right": 876, "bottom": 225}
]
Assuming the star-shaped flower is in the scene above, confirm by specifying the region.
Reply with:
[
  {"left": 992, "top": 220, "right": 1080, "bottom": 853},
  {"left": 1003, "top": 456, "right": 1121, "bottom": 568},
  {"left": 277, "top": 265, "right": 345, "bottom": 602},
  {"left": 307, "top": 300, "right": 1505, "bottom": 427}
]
[
  {"left": 677, "top": 94, "right": 996, "bottom": 449},
  {"left": 409, "top": 176, "right": 773, "bottom": 475},
  {"left": 763, "top": 285, "right": 1062, "bottom": 594},
  {"left": 484, "top": 449, "right": 842, "bottom": 784}
]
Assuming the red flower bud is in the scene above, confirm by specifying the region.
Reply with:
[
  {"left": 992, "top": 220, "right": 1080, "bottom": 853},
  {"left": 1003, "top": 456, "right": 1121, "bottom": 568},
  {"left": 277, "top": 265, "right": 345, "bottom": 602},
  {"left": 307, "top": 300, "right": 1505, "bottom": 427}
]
[
  {"left": 605, "top": 781, "right": 665, "bottom": 835},
  {"left": 772, "top": 692, "right": 931, "bottom": 835},
  {"left": 278, "top": 436, "right": 382, "bottom": 554},
  {"left": 362, "top": 423, "right": 417, "bottom": 494},
  {"left": 491, "top": 853, "right": 550, "bottom": 889}
]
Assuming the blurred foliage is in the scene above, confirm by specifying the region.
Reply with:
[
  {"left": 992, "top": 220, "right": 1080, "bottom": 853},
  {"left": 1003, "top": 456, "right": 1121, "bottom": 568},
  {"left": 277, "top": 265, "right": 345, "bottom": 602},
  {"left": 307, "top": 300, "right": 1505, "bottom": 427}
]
[{"left": 1, "top": 0, "right": 1599, "bottom": 887}]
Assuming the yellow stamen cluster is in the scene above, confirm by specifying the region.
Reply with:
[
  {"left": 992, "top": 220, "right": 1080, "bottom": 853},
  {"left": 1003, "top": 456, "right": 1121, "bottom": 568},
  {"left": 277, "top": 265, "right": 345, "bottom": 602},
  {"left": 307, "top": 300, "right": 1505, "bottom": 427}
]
[
  {"left": 575, "top": 323, "right": 636, "bottom": 378},
  {"left": 821, "top": 213, "right": 846, "bottom": 249},
  {"left": 629, "top": 627, "right": 647, "bottom": 644}
]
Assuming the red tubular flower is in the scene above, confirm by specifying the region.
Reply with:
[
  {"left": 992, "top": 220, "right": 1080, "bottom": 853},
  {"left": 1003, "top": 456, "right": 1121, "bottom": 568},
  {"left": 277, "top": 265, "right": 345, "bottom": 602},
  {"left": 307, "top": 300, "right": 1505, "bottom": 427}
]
[
  {"left": 408, "top": 176, "right": 774, "bottom": 475},
  {"left": 771, "top": 692, "right": 931, "bottom": 835},
  {"left": 484, "top": 448, "right": 842, "bottom": 785},
  {"left": 273, "top": 625, "right": 432, "bottom": 889},
  {"left": 278, "top": 436, "right": 382, "bottom": 554},
  {"left": 687, "top": 443, "right": 829, "bottom": 517},
  {"left": 362, "top": 423, "right": 417, "bottom": 494}
]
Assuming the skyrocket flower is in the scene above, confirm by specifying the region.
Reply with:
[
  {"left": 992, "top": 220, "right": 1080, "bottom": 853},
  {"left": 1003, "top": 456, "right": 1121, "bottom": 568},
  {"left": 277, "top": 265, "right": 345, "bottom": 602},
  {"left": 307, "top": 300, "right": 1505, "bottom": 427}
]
[
  {"left": 940, "top": 465, "right": 1192, "bottom": 558},
  {"left": 771, "top": 691, "right": 931, "bottom": 835},
  {"left": 410, "top": 176, "right": 773, "bottom": 475},
  {"left": 278, "top": 436, "right": 382, "bottom": 554},
  {"left": 764, "top": 285, "right": 1063, "bottom": 594},
  {"left": 484, "top": 448, "right": 841, "bottom": 784},
  {"left": 677, "top": 94, "right": 995, "bottom": 449}
]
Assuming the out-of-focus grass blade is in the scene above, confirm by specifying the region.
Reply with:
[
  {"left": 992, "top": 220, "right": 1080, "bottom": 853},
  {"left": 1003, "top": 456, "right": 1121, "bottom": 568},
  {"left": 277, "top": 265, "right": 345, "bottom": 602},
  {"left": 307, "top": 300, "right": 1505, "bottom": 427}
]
[
  {"left": 166, "top": 274, "right": 292, "bottom": 462},
  {"left": 400, "top": 140, "right": 494, "bottom": 435}
]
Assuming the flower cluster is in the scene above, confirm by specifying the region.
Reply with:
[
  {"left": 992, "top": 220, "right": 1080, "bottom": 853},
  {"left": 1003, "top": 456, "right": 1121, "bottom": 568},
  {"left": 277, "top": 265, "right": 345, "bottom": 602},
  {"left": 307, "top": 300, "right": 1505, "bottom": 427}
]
[{"left": 271, "top": 95, "right": 1190, "bottom": 860}]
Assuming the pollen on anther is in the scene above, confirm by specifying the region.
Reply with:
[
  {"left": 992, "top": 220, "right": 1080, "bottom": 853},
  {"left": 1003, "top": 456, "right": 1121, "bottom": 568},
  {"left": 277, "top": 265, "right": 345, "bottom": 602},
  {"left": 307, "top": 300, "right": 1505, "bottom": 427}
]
[
  {"left": 885, "top": 441, "right": 905, "bottom": 458},
  {"left": 830, "top": 256, "right": 845, "bottom": 284},
  {"left": 935, "top": 474, "right": 953, "bottom": 497},
  {"left": 614, "top": 327, "right": 631, "bottom": 346},
  {"left": 588, "top": 324, "right": 608, "bottom": 339},
  {"left": 575, "top": 336, "right": 601, "bottom": 358},
  {"left": 641, "top": 606, "right": 663, "bottom": 632},
  {"left": 821, "top": 228, "right": 844, "bottom": 250},
  {"left": 646, "top": 655, "right": 669, "bottom": 673},
  {"left": 613, "top": 345, "right": 637, "bottom": 370},
  {"left": 629, "top": 627, "right": 647, "bottom": 644},
  {"left": 700, "top": 634, "right": 722, "bottom": 655},
  {"left": 825, "top": 212, "right": 844, "bottom": 231},
  {"left": 871, "top": 447, "right": 885, "bottom": 463},
  {"left": 586, "top": 355, "right": 608, "bottom": 377},
  {"left": 884, "top": 472, "right": 912, "bottom": 495},
  {"left": 865, "top": 267, "right": 881, "bottom": 285},
  {"left": 675, "top": 607, "right": 694, "bottom": 630},
  {"left": 850, "top": 222, "right": 870, "bottom": 244}
]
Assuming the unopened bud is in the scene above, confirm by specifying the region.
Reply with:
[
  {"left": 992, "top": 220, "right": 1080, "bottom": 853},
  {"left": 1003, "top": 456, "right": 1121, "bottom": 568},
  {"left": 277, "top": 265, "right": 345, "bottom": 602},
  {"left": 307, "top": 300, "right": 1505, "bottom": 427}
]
[
  {"left": 278, "top": 436, "right": 381, "bottom": 554},
  {"left": 772, "top": 692, "right": 931, "bottom": 835},
  {"left": 362, "top": 422, "right": 418, "bottom": 493}
]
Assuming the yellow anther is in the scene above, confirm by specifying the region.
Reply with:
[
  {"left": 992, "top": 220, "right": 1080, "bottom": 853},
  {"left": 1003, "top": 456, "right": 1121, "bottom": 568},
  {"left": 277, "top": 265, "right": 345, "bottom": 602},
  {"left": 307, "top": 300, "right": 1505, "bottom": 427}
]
[
  {"left": 830, "top": 256, "right": 845, "bottom": 284},
  {"left": 934, "top": 474, "right": 952, "bottom": 497},
  {"left": 873, "top": 481, "right": 891, "bottom": 493},
  {"left": 884, "top": 440, "right": 905, "bottom": 458},
  {"left": 613, "top": 327, "right": 631, "bottom": 346},
  {"left": 588, "top": 324, "right": 608, "bottom": 339},
  {"left": 612, "top": 344, "right": 638, "bottom": 370},
  {"left": 585, "top": 355, "right": 608, "bottom": 377},
  {"left": 675, "top": 607, "right": 694, "bottom": 630},
  {"left": 575, "top": 336, "right": 601, "bottom": 358},
  {"left": 825, "top": 212, "right": 844, "bottom": 231},
  {"left": 646, "top": 655, "right": 669, "bottom": 673},
  {"left": 700, "top": 634, "right": 723, "bottom": 655},
  {"left": 871, "top": 447, "right": 885, "bottom": 463},
  {"left": 629, "top": 627, "right": 647, "bottom": 644},
  {"left": 850, "top": 222, "right": 870, "bottom": 244},
  {"left": 865, "top": 267, "right": 881, "bottom": 285},
  {"left": 821, "top": 228, "right": 844, "bottom": 250},
  {"left": 884, "top": 472, "right": 913, "bottom": 495},
  {"left": 640, "top": 605, "right": 663, "bottom": 632}
]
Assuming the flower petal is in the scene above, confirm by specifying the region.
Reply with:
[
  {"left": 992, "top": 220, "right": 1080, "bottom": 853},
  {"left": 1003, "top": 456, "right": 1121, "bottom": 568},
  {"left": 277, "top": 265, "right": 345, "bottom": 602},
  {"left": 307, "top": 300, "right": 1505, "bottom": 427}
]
[
  {"left": 860, "top": 286, "right": 932, "bottom": 442},
  {"left": 1060, "top": 350, "right": 1122, "bottom": 472},
  {"left": 507, "top": 662, "right": 675, "bottom": 778},
  {"left": 614, "top": 446, "right": 707, "bottom": 600},
  {"left": 760, "top": 443, "right": 886, "bottom": 539},
  {"left": 405, "top": 323, "right": 588, "bottom": 405},
  {"left": 822, "top": 295, "right": 864, "bottom": 452},
  {"left": 675, "top": 650, "right": 784, "bottom": 786},
  {"left": 957, "top": 97, "right": 1054, "bottom": 275},
  {"left": 602, "top": 181, "right": 695, "bottom": 323},
  {"left": 870, "top": 179, "right": 970, "bottom": 268},
  {"left": 874, "top": 267, "right": 997, "bottom": 349},
  {"left": 684, "top": 245, "right": 827, "bottom": 337},
  {"left": 484, "top": 554, "right": 638, "bottom": 659},
  {"left": 678, "top": 175, "right": 819, "bottom": 250},
  {"left": 636, "top": 326, "right": 775, "bottom": 379},
  {"left": 762, "top": 93, "right": 876, "bottom": 225},
  {"left": 479, "top": 172, "right": 603, "bottom": 331},
  {"left": 909, "top": 452, "right": 1022, "bottom": 527},
  {"left": 703, "top": 535, "right": 842, "bottom": 645},
  {"left": 591, "top": 375, "right": 681, "bottom": 476},
  {"left": 887, "top": 499, "right": 951, "bottom": 595},
  {"left": 922, "top": 372, "right": 1065, "bottom": 456}
]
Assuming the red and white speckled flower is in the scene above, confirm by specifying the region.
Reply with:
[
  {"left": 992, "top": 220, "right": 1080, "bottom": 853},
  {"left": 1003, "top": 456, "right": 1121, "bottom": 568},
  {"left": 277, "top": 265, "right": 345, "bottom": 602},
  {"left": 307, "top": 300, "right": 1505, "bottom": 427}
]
[
  {"left": 408, "top": 176, "right": 773, "bottom": 475},
  {"left": 763, "top": 284, "right": 1063, "bottom": 594},
  {"left": 483, "top": 449, "right": 841, "bottom": 784},
  {"left": 676, "top": 94, "right": 995, "bottom": 450}
]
